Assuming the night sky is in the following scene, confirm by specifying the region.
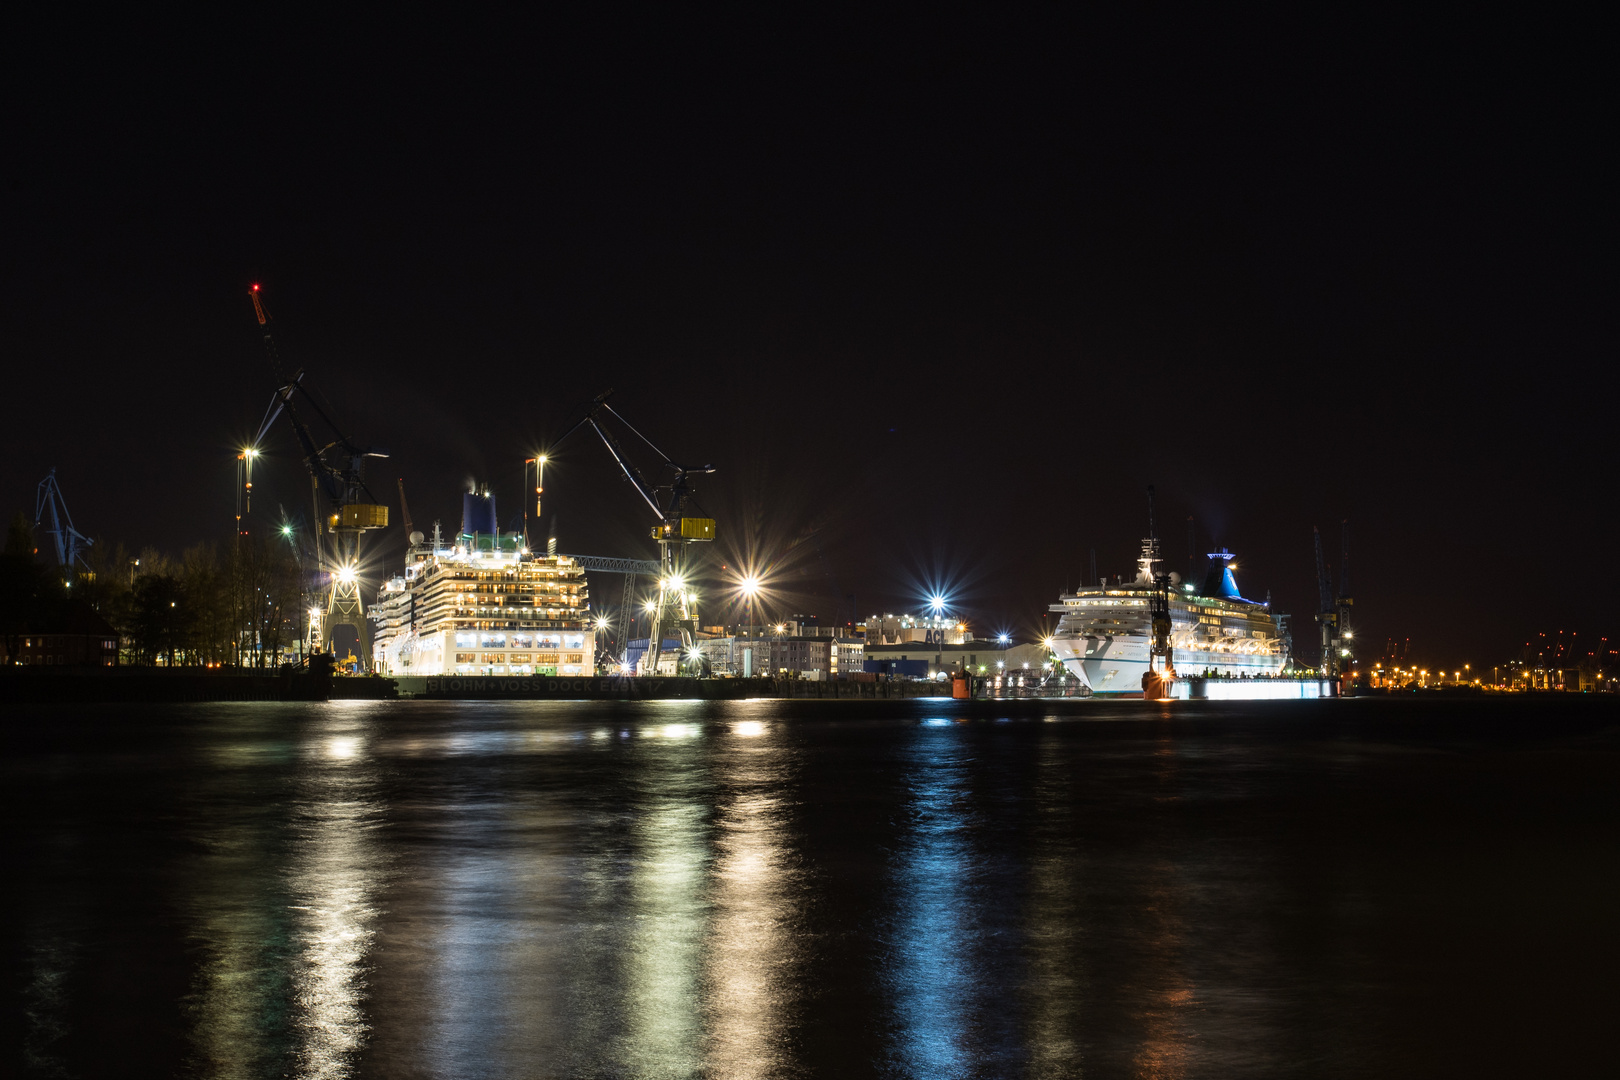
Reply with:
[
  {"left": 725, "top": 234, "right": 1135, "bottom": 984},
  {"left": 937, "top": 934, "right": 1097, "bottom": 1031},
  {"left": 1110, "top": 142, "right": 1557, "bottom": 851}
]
[{"left": 3, "top": 11, "right": 1613, "bottom": 667}]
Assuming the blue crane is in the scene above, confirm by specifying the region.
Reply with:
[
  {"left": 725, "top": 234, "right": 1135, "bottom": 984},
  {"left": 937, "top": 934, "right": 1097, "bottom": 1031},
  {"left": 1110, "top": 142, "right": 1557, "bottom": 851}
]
[{"left": 35, "top": 468, "right": 93, "bottom": 572}]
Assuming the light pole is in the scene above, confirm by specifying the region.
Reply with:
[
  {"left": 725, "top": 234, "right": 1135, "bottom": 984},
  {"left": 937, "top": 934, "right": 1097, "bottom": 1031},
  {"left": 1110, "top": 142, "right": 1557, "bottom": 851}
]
[
  {"left": 594, "top": 614, "right": 610, "bottom": 673},
  {"left": 524, "top": 453, "right": 547, "bottom": 548},
  {"left": 739, "top": 574, "right": 762, "bottom": 677}
]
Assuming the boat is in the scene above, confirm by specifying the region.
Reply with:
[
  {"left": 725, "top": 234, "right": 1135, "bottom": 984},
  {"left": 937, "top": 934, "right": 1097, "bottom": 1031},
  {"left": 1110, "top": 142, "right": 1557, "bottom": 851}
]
[{"left": 1049, "top": 540, "right": 1289, "bottom": 694}]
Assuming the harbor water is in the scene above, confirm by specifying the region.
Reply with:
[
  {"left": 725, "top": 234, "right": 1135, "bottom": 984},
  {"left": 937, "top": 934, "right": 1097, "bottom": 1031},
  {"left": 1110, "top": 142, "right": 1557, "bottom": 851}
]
[{"left": 3, "top": 696, "right": 1616, "bottom": 1077}]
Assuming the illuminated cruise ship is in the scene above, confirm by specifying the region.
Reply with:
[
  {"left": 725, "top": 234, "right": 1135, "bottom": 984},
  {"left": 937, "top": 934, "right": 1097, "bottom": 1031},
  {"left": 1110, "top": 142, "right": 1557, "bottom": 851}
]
[
  {"left": 369, "top": 490, "right": 593, "bottom": 676},
  {"left": 1050, "top": 542, "right": 1288, "bottom": 693}
]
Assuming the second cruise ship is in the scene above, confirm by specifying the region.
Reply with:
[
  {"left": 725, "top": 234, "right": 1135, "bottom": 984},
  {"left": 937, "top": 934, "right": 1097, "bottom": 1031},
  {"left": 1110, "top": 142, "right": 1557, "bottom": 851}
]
[{"left": 1050, "top": 540, "right": 1290, "bottom": 693}]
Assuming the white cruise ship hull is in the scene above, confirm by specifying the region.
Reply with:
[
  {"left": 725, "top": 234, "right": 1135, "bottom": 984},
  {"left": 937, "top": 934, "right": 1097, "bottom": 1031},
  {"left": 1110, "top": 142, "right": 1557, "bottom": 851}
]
[
  {"left": 1050, "top": 531, "right": 1292, "bottom": 694},
  {"left": 1053, "top": 634, "right": 1288, "bottom": 694}
]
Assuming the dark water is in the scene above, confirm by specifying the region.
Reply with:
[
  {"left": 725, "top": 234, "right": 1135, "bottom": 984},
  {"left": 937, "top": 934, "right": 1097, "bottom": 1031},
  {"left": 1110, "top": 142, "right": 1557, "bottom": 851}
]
[{"left": 3, "top": 697, "right": 1617, "bottom": 1079}]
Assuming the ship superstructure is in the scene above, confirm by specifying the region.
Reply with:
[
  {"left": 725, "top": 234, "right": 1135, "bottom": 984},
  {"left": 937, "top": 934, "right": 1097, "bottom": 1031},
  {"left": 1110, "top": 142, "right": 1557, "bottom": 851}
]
[
  {"left": 370, "top": 491, "right": 593, "bottom": 676},
  {"left": 1050, "top": 542, "right": 1288, "bottom": 693}
]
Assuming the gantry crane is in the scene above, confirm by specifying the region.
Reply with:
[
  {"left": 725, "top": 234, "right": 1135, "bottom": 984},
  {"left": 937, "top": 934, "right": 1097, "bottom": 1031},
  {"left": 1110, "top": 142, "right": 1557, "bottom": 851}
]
[
  {"left": 247, "top": 284, "right": 389, "bottom": 662},
  {"left": 35, "top": 469, "right": 93, "bottom": 574},
  {"left": 553, "top": 389, "right": 715, "bottom": 676}
]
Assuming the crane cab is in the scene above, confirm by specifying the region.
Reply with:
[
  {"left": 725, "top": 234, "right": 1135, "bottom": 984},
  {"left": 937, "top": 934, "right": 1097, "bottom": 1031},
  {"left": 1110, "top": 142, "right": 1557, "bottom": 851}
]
[{"left": 652, "top": 518, "right": 716, "bottom": 541}]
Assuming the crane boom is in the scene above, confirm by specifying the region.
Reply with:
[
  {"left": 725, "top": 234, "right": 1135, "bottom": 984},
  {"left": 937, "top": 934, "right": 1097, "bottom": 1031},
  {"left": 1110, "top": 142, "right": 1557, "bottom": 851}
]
[
  {"left": 552, "top": 389, "right": 716, "bottom": 676},
  {"left": 1314, "top": 526, "right": 1334, "bottom": 614},
  {"left": 35, "top": 469, "right": 93, "bottom": 571},
  {"left": 246, "top": 284, "right": 389, "bottom": 666},
  {"left": 398, "top": 478, "right": 415, "bottom": 539}
]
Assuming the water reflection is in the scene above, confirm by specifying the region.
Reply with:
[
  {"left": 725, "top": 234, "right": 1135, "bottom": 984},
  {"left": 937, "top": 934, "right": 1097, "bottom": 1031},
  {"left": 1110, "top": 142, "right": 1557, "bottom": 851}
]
[
  {"left": 285, "top": 776, "right": 384, "bottom": 1079},
  {"left": 183, "top": 712, "right": 384, "bottom": 1079},
  {"left": 888, "top": 722, "right": 977, "bottom": 1076},
  {"left": 619, "top": 724, "right": 710, "bottom": 1075},
  {"left": 183, "top": 734, "right": 299, "bottom": 1077},
  {"left": 1022, "top": 723, "right": 1085, "bottom": 1076},
  {"left": 9, "top": 698, "right": 1613, "bottom": 1076},
  {"left": 1130, "top": 733, "right": 1194, "bottom": 1080},
  {"left": 20, "top": 926, "right": 76, "bottom": 1075},
  {"left": 702, "top": 718, "right": 800, "bottom": 1079}
]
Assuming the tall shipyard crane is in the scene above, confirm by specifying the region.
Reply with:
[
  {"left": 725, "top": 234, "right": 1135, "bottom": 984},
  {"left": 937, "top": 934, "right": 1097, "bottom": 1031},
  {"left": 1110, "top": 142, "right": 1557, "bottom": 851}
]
[
  {"left": 554, "top": 390, "right": 715, "bottom": 676},
  {"left": 35, "top": 469, "right": 93, "bottom": 574},
  {"left": 247, "top": 284, "right": 389, "bottom": 662}
]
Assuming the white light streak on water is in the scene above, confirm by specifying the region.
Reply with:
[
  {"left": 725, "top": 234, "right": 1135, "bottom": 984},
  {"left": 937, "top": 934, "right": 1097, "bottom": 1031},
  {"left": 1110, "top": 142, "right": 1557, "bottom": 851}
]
[
  {"left": 285, "top": 727, "right": 385, "bottom": 1080},
  {"left": 702, "top": 728, "right": 799, "bottom": 1079},
  {"left": 619, "top": 724, "right": 710, "bottom": 1077}
]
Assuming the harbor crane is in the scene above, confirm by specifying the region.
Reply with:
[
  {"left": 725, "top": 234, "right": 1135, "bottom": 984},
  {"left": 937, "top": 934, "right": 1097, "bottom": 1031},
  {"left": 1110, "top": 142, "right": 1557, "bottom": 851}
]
[
  {"left": 1335, "top": 521, "right": 1354, "bottom": 676},
  {"left": 247, "top": 284, "right": 389, "bottom": 663},
  {"left": 1144, "top": 485, "right": 1176, "bottom": 697},
  {"left": 553, "top": 389, "right": 715, "bottom": 676},
  {"left": 1313, "top": 524, "right": 1353, "bottom": 679},
  {"left": 35, "top": 469, "right": 93, "bottom": 574}
]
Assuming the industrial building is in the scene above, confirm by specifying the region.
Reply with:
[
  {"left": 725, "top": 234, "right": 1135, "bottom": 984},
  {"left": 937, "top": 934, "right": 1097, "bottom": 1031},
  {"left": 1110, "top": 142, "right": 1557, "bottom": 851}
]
[
  {"left": 628, "top": 633, "right": 864, "bottom": 680},
  {"left": 370, "top": 491, "right": 593, "bottom": 676},
  {"left": 863, "top": 612, "right": 973, "bottom": 645},
  {"left": 863, "top": 639, "right": 1049, "bottom": 679}
]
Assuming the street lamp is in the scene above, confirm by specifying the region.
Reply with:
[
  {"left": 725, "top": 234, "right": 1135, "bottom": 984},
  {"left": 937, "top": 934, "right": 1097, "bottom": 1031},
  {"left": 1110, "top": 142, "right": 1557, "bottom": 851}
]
[
  {"left": 738, "top": 573, "right": 764, "bottom": 677},
  {"left": 525, "top": 453, "right": 549, "bottom": 542}
]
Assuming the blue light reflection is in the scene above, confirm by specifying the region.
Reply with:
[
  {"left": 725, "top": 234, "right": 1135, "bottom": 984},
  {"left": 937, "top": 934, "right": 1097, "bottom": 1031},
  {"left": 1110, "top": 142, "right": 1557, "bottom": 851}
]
[{"left": 887, "top": 723, "right": 974, "bottom": 1076}]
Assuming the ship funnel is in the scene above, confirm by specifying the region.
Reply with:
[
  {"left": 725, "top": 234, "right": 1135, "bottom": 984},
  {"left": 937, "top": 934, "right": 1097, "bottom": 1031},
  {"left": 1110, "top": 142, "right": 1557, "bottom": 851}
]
[
  {"left": 462, "top": 489, "right": 498, "bottom": 537},
  {"left": 1201, "top": 548, "right": 1244, "bottom": 599}
]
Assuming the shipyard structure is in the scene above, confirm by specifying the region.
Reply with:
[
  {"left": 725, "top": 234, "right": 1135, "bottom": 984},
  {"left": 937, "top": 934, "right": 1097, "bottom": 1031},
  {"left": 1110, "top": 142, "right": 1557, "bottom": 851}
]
[{"left": 369, "top": 491, "right": 593, "bottom": 677}]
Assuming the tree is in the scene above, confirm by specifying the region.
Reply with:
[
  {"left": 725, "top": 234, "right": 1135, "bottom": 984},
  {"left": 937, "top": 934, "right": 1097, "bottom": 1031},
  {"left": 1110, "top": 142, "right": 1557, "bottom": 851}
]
[
  {"left": 132, "top": 574, "right": 194, "bottom": 666},
  {"left": 0, "top": 513, "right": 67, "bottom": 656},
  {"left": 232, "top": 532, "right": 302, "bottom": 668}
]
